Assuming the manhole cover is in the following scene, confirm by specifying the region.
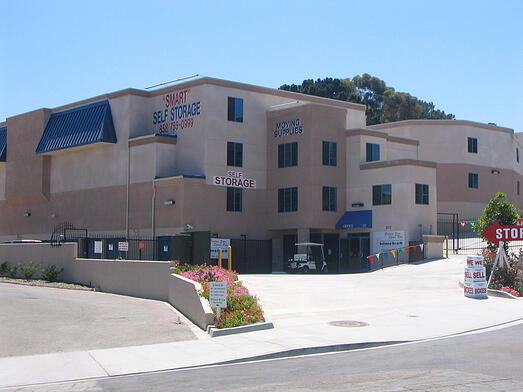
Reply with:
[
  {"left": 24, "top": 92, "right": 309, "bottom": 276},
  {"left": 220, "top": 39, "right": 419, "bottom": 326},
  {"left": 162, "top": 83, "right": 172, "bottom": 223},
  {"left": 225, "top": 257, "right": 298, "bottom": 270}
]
[{"left": 328, "top": 320, "right": 369, "bottom": 328}]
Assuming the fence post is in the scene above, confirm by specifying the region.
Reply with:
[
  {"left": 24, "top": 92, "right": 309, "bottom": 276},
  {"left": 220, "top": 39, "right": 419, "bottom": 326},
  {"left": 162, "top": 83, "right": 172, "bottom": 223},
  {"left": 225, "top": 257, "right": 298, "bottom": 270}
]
[
  {"left": 228, "top": 246, "right": 232, "bottom": 271},
  {"left": 445, "top": 236, "right": 449, "bottom": 259},
  {"left": 218, "top": 248, "right": 222, "bottom": 268}
]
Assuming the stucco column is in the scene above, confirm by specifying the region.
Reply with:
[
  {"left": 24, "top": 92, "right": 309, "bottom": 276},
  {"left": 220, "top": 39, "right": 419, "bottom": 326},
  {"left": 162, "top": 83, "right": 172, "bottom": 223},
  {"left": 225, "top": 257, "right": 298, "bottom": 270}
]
[
  {"left": 422, "top": 235, "right": 445, "bottom": 259},
  {"left": 297, "top": 228, "right": 310, "bottom": 253}
]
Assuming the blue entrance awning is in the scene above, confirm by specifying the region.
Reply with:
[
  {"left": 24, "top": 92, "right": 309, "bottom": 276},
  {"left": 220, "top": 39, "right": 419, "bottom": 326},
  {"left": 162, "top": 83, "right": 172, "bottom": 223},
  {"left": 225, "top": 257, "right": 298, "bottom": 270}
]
[
  {"left": 336, "top": 210, "right": 372, "bottom": 229},
  {"left": 36, "top": 100, "right": 116, "bottom": 154}
]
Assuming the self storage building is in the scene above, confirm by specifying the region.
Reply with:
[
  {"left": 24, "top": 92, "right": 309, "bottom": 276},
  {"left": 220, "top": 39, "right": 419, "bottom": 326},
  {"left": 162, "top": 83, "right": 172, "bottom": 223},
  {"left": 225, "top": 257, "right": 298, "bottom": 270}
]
[{"left": 0, "top": 77, "right": 521, "bottom": 272}]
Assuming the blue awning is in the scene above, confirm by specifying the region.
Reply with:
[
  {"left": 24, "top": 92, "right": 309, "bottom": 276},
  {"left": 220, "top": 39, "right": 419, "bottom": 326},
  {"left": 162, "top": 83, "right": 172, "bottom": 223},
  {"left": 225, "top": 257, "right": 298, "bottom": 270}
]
[
  {"left": 0, "top": 126, "right": 6, "bottom": 162},
  {"left": 36, "top": 100, "right": 117, "bottom": 154},
  {"left": 336, "top": 210, "right": 372, "bottom": 229}
]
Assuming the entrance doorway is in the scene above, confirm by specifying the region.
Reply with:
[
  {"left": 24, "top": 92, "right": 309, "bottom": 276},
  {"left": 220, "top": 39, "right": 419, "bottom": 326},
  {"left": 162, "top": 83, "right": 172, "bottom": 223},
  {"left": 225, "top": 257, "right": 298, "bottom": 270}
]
[
  {"left": 282, "top": 234, "right": 297, "bottom": 267},
  {"left": 340, "top": 233, "right": 370, "bottom": 273}
]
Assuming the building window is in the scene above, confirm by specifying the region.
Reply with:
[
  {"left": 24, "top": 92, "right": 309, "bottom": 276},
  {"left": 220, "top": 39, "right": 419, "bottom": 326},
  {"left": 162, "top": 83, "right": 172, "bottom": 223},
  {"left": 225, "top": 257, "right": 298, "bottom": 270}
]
[
  {"left": 468, "top": 173, "right": 479, "bottom": 189},
  {"left": 226, "top": 187, "right": 242, "bottom": 212},
  {"left": 278, "top": 187, "right": 298, "bottom": 212},
  {"left": 322, "top": 141, "right": 337, "bottom": 166},
  {"left": 322, "top": 186, "right": 337, "bottom": 211},
  {"left": 227, "top": 97, "right": 243, "bottom": 122},
  {"left": 366, "top": 143, "right": 380, "bottom": 162},
  {"left": 415, "top": 184, "right": 429, "bottom": 205},
  {"left": 372, "top": 184, "right": 391, "bottom": 205},
  {"left": 468, "top": 137, "right": 478, "bottom": 153},
  {"left": 227, "top": 142, "right": 243, "bottom": 167},
  {"left": 517, "top": 148, "right": 519, "bottom": 163},
  {"left": 278, "top": 142, "right": 298, "bottom": 168}
]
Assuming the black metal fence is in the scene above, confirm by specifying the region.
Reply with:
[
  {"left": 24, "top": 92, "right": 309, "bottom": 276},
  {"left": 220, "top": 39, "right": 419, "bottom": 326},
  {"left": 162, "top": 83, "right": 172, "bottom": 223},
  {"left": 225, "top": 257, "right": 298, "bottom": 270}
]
[{"left": 230, "top": 239, "right": 272, "bottom": 274}]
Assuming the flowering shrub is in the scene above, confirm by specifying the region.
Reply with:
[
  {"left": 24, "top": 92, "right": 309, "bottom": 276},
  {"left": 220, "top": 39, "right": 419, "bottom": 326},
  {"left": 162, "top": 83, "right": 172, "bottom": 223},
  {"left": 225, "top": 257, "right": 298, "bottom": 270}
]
[
  {"left": 174, "top": 262, "right": 265, "bottom": 328},
  {"left": 480, "top": 249, "right": 523, "bottom": 295}
]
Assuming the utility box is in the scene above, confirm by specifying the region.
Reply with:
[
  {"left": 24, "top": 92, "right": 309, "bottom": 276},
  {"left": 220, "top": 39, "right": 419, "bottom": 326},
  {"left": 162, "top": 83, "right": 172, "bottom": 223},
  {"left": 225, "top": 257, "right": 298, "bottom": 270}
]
[
  {"left": 171, "top": 231, "right": 210, "bottom": 264},
  {"left": 171, "top": 234, "right": 192, "bottom": 263}
]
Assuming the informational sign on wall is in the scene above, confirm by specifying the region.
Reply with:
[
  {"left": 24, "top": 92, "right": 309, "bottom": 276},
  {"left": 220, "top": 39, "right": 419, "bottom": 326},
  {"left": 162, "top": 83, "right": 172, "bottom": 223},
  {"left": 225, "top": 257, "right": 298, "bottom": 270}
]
[
  {"left": 210, "top": 238, "right": 230, "bottom": 259},
  {"left": 94, "top": 241, "right": 102, "bottom": 254},
  {"left": 373, "top": 231, "right": 405, "bottom": 253},
  {"left": 213, "top": 171, "right": 256, "bottom": 189},
  {"left": 118, "top": 242, "right": 129, "bottom": 252}
]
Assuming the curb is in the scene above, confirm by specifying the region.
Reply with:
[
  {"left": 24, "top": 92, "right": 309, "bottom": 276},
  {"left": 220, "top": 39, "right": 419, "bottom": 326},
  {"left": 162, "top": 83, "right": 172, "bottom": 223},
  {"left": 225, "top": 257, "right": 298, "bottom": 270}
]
[
  {"left": 209, "top": 340, "right": 407, "bottom": 364},
  {"left": 207, "top": 321, "right": 274, "bottom": 337},
  {"left": 0, "top": 279, "right": 95, "bottom": 291}
]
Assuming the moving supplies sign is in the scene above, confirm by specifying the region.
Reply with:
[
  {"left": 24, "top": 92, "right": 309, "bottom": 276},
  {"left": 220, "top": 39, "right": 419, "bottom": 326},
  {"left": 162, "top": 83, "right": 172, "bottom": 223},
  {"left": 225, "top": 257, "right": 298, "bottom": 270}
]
[
  {"left": 213, "top": 171, "right": 256, "bottom": 189},
  {"left": 373, "top": 231, "right": 405, "bottom": 253}
]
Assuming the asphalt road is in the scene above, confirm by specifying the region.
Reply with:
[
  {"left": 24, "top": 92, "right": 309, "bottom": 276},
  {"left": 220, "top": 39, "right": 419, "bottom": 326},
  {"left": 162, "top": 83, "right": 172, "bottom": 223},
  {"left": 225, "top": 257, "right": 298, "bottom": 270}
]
[
  {"left": 0, "top": 283, "right": 197, "bottom": 357},
  {"left": 6, "top": 322, "right": 523, "bottom": 391}
]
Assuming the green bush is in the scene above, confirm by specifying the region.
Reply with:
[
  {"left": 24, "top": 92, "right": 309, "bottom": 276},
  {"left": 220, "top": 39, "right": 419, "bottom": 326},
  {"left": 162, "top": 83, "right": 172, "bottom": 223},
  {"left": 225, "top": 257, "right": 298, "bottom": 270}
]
[
  {"left": 23, "top": 263, "right": 38, "bottom": 281},
  {"left": 7, "top": 264, "right": 18, "bottom": 278},
  {"left": 41, "top": 265, "right": 64, "bottom": 282},
  {"left": 0, "top": 262, "right": 8, "bottom": 277}
]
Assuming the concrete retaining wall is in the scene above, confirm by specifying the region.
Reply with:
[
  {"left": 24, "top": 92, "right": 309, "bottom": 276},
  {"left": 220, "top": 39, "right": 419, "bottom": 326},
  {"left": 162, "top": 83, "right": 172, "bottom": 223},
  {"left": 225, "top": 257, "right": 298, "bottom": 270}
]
[{"left": 0, "top": 243, "right": 213, "bottom": 329}]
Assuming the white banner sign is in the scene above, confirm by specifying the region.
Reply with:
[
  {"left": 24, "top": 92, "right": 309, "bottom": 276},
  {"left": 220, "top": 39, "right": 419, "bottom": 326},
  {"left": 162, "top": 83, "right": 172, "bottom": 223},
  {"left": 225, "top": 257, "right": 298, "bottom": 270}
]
[
  {"left": 213, "top": 171, "right": 256, "bottom": 189},
  {"left": 210, "top": 238, "right": 230, "bottom": 259},
  {"left": 118, "top": 241, "right": 129, "bottom": 252},
  {"left": 94, "top": 241, "right": 103, "bottom": 254},
  {"left": 373, "top": 231, "right": 405, "bottom": 253}
]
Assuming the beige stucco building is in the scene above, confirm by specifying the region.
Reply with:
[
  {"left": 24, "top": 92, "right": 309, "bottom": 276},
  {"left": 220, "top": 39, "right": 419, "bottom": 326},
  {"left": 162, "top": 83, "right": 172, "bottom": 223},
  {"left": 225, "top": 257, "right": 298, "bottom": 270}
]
[{"left": 0, "top": 77, "right": 521, "bottom": 272}]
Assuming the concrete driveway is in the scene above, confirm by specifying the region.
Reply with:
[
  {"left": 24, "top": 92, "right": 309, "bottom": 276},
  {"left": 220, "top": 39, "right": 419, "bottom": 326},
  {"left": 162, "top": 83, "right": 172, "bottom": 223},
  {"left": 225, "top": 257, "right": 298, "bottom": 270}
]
[{"left": 0, "top": 284, "right": 198, "bottom": 357}]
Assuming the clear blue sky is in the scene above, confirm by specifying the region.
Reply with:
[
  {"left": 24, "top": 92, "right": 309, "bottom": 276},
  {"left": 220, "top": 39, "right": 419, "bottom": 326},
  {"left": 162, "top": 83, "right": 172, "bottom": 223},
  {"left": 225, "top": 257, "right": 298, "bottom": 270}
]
[{"left": 1, "top": 0, "right": 522, "bottom": 130}]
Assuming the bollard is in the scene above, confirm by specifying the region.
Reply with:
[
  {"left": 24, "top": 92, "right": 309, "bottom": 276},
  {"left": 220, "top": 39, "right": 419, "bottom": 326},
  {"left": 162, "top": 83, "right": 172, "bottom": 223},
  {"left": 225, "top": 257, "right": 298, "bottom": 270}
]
[
  {"left": 218, "top": 248, "right": 222, "bottom": 269},
  {"left": 446, "top": 236, "right": 449, "bottom": 259},
  {"left": 228, "top": 245, "right": 232, "bottom": 271}
]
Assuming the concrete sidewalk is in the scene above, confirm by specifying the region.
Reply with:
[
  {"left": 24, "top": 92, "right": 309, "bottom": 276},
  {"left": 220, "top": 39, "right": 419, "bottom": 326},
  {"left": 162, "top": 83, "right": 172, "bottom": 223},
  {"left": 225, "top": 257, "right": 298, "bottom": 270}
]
[{"left": 2, "top": 255, "right": 523, "bottom": 389}]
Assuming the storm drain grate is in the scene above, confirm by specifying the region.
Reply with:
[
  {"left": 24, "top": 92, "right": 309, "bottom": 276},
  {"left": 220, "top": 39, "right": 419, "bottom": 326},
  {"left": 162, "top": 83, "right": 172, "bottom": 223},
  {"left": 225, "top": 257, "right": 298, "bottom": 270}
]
[{"left": 328, "top": 320, "right": 369, "bottom": 328}]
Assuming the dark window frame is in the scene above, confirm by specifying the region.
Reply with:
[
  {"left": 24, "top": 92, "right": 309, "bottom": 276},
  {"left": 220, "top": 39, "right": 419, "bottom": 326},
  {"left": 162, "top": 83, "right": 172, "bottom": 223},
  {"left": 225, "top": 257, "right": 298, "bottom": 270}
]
[
  {"left": 278, "top": 187, "right": 298, "bottom": 212},
  {"left": 468, "top": 173, "right": 479, "bottom": 189},
  {"left": 226, "top": 187, "right": 242, "bottom": 212},
  {"left": 366, "top": 143, "right": 380, "bottom": 162},
  {"left": 322, "top": 186, "right": 337, "bottom": 211},
  {"left": 227, "top": 141, "right": 243, "bottom": 167},
  {"left": 415, "top": 183, "right": 429, "bottom": 205},
  {"left": 468, "top": 137, "right": 478, "bottom": 154},
  {"left": 372, "top": 184, "right": 392, "bottom": 205},
  {"left": 227, "top": 97, "right": 243, "bottom": 123},
  {"left": 322, "top": 141, "right": 337, "bottom": 166},
  {"left": 278, "top": 142, "right": 298, "bottom": 168}
]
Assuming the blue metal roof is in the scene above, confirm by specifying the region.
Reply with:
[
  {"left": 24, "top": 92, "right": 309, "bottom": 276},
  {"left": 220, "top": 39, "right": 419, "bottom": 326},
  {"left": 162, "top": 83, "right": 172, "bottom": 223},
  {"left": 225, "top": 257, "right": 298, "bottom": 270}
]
[
  {"left": 35, "top": 100, "right": 117, "bottom": 154},
  {"left": 336, "top": 210, "right": 372, "bottom": 229},
  {"left": 0, "top": 126, "right": 6, "bottom": 162}
]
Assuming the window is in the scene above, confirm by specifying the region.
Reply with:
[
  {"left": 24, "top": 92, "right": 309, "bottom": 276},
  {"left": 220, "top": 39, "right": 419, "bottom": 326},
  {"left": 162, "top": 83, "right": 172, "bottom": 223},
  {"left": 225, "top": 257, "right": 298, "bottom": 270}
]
[
  {"left": 468, "top": 173, "right": 478, "bottom": 189},
  {"left": 226, "top": 187, "right": 242, "bottom": 212},
  {"left": 322, "top": 187, "right": 337, "bottom": 211},
  {"left": 372, "top": 184, "right": 391, "bottom": 205},
  {"left": 517, "top": 148, "right": 519, "bottom": 163},
  {"left": 278, "top": 187, "right": 298, "bottom": 212},
  {"left": 227, "top": 97, "right": 243, "bottom": 122},
  {"left": 322, "top": 141, "right": 337, "bottom": 166},
  {"left": 468, "top": 137, "right": 478, "bottom": 153},
  {"left": 227, "top": 142, "right": 243, "bottom": 167},
  {"left": 366, "top": 143, "right": 380, "bottom": 162},
  {"left": 415, "top": 184, "right": 429, "bottom": 205},
  {"left": 278, "top": 142, "right": 298, "bottom": 168}
]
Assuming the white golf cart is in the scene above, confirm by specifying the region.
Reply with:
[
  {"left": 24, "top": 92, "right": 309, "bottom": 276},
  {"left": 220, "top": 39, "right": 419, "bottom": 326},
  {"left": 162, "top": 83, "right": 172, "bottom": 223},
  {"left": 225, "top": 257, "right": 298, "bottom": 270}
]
[{"left": 287, "top": 242, "right": 328, "bottom": 273}]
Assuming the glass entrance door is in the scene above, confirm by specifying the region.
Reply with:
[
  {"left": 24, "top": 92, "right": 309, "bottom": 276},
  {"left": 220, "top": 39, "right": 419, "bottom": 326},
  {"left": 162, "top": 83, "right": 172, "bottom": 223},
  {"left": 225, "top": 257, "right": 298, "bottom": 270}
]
[{"left": 347, "top": 233, "right": 370, "bottom": 272}]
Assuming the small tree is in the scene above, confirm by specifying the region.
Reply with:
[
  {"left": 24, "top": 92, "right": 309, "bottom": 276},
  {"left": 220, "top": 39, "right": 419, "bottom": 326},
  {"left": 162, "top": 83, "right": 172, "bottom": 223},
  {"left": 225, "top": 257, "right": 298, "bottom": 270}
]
[{"left": 474, "top": 192, "right": 520, "bottom": 252}]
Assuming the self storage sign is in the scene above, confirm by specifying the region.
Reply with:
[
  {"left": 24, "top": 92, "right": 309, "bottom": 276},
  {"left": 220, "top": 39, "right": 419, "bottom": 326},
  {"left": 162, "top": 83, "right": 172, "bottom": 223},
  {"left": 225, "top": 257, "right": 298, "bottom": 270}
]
[
  {"left": 213, "top": 171, "right": 256, "bottom": 189},
  {"left": 152, "top": 88, "right": 202, "bottom": 134}
]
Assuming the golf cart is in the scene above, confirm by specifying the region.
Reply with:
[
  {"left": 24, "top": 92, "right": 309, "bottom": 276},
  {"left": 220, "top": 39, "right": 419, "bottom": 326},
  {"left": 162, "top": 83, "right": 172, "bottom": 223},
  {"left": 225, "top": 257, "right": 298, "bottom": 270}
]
[{"left": 287, "top": 242, "right": 328, "bottom": 273}]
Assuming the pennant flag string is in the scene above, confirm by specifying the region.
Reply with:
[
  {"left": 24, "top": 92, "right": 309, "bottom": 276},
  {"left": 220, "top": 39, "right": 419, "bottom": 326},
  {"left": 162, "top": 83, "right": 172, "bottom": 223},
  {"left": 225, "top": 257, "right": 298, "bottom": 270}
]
[{"left": 391, "top": 250, "right": 396, "bottom": 258}]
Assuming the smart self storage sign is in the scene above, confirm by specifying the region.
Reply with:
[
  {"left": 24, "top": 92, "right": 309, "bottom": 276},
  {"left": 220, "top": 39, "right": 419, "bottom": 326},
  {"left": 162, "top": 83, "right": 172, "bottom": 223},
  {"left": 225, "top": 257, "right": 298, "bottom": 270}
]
[{"left": 152, "top": 88, "right": 201, "bottom": 134}]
